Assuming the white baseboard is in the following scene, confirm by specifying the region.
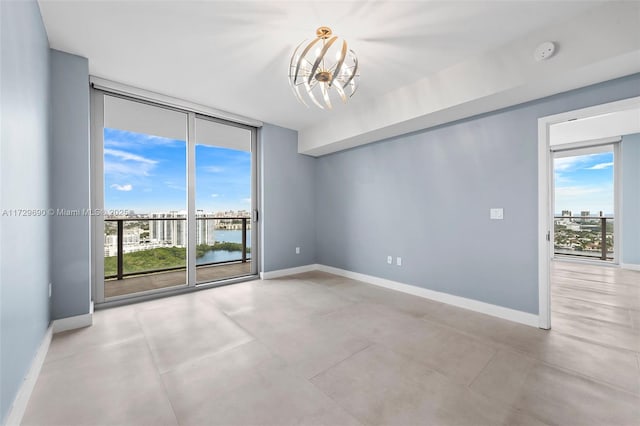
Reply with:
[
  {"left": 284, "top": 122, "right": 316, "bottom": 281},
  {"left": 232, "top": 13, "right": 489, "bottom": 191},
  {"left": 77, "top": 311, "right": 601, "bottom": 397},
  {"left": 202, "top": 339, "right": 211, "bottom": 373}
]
[
  {"left": 4, "top": 326, "right": 53, "bottom": 426},
  {"left": 52, "top": 302, "right": 93, "bottom": 334},
  {"left": 316, "top": 265, "right": 540, "bottom": 328},
  {"left": 620, "top": 263, "right": 640, "bottom": 271},
  {"left": 260, "top": 264, "right": 319, "bottom": 280}
]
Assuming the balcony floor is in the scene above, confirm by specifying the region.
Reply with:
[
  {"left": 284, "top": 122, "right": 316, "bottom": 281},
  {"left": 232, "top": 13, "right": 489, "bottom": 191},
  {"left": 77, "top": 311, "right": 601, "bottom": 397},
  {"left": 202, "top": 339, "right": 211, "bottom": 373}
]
[{"left": 104, "top": 261, "right": 252, "bottom": 298}]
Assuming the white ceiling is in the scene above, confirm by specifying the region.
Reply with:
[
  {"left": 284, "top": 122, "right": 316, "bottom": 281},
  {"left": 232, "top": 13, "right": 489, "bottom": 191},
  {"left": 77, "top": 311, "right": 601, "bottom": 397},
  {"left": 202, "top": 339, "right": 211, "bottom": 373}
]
[{"left": 38, "top": 0, "right": 606, "bottom": 132}]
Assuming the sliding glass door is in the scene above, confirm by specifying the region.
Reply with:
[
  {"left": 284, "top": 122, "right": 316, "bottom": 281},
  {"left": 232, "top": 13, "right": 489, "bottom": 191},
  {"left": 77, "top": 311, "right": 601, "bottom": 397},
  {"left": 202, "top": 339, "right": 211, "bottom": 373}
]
[
  {"left": 194, "top": 117, "right": 254, "bottom": 284},
  {"left": 91, "top": 91, "right": 257, "bottom": 303}
]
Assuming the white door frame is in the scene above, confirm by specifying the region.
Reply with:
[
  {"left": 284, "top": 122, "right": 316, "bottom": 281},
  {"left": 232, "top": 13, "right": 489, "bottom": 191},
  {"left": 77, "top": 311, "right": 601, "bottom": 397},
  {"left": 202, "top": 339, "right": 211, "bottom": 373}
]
[{"left": 537, "top": 96, "right": 640, "bottom": 329}]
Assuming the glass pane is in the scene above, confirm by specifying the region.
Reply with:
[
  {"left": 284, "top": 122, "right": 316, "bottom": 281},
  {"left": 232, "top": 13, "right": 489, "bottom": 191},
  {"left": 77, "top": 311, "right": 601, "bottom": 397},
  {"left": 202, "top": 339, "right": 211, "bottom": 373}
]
[
  {"left": 554, "top": 150, "right": 614, "bottom": 260},
  {"left": 103, "top": 96, "right": 188, "bottom": 298},
  {"left": 194, "top": 118, "right": 252, "bottom": 283}
]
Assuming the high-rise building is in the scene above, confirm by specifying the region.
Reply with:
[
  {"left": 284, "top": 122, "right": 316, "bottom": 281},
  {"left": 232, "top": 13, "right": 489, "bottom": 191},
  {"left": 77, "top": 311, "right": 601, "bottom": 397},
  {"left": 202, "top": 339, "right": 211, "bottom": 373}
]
[
  {"left": 562, "top": 210, "right": 572, "bottom": 217},
  {"left": 149, "top": 210, "right": 216, "bottom": 246},
  {"left": 150, "top": 211, "right": 186, "bottom": 246}
]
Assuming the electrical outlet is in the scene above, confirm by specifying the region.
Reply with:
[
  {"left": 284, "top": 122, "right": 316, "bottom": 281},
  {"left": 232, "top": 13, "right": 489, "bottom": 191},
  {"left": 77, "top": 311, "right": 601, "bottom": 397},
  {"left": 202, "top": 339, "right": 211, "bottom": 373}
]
[
  {"left": 396, "top": 257, "right": 402, "bottom": 266},
  {"left": 387, "top": 256, "right": 392, "bottom": 264},
  {"left": 295, "top": 247, "right": 300, "bottom": 254}
]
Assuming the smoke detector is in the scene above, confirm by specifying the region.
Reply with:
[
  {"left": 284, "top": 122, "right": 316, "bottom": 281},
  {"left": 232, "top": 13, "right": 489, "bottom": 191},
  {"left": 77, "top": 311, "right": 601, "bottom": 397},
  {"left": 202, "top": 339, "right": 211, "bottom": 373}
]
[{"left": 534, "top": 42, "right": 556, "bottom": 61}]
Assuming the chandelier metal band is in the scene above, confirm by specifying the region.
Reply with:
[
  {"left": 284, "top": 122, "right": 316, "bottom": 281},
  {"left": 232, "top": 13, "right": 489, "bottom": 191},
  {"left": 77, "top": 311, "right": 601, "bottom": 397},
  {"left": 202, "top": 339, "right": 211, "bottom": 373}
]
[{"left": 289, "top": 27, "right": 359, "bottom": 109}]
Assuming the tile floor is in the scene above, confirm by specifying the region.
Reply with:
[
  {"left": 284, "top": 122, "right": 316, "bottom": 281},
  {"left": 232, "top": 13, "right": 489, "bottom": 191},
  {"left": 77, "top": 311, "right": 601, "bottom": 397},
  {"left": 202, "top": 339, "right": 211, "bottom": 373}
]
[{"left": 22, "top": 261, "right": 640, "bottom": 425}]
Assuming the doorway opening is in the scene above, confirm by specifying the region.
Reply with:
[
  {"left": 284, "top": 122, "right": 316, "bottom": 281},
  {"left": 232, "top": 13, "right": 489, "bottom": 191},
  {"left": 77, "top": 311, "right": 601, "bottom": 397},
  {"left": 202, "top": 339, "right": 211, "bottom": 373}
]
[
  {"left": 552, "top": 144, "right": 616, "bottom": 263},
  {"left": 537, "top": 96, "right": 640, "bottom": 329}
]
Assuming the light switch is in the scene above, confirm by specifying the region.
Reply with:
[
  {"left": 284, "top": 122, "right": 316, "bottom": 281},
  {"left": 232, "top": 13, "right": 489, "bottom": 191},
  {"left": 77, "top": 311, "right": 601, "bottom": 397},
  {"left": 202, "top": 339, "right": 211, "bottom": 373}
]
[
  {"left": 396, "top": 257, "right": 402, "bottom": 266},
  {"left": 490, "top": 208, "right": 504, "bottom": 220},
  {"left": 387, "top": 256, "right": 393, "bottom": 264}
]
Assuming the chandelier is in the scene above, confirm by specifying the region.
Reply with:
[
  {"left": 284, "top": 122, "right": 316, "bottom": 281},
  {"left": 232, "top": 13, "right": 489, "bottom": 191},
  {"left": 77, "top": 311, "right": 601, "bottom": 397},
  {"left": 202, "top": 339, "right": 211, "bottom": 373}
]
[{"left": 288, "top": 27, "right": 359, "bottom": 109}]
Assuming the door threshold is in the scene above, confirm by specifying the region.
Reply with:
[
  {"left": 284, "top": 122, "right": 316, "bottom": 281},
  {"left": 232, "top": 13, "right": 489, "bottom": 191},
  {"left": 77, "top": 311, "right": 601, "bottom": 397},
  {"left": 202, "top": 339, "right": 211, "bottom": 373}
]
[
  {"left": 552, "top": 256, "right": 619, "bottom": 268},
  {"left": 96, "top": 274, "right": 259, "bottom": 310}
]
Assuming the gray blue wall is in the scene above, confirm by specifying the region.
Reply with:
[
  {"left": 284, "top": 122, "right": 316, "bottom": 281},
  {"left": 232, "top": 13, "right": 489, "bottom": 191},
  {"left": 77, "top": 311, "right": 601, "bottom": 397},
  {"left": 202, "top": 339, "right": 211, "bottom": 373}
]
[
  {"left": 260, "top": 124, "right": 316, "bottom": 272},
  {"left": 621, "top": 133, "right": 640, "bottom": 266},
  {"left": 315, "top": 74, "right": 640, "bottom": 314},
  {"left": 0, "top": 1, "right": 51, "bottom": 422},
  {"left": 49, "top": 50, "right": 92, "bottom": 320}
]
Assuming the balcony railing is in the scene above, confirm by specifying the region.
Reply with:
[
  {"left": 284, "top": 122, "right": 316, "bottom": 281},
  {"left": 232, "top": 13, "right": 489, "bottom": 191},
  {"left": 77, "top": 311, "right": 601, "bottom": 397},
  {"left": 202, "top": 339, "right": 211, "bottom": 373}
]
[
  {"left": 104, "top": 217, "right": 250, "bottom": 280},
  {"left": 554, "top": 216, "right": 613, "bottom": 261}
]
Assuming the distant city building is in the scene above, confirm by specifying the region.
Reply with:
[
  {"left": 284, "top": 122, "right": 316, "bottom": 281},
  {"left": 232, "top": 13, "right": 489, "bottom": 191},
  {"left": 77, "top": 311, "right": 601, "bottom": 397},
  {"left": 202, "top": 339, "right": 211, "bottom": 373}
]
[
  {"left": 149, "top": 210, "right": 216, "bottom": 246},
  {"left": 580, "top": 211, "right": 590, "bottom": 217},
  {"left": 561, "top": 210, "right": 572, "bottom": 217},
  {"left": 104, "top": 228, "right": 143, "bottom": 256},
  {"left": 104, "top": 209, "right": 250, "bottom": 257}
]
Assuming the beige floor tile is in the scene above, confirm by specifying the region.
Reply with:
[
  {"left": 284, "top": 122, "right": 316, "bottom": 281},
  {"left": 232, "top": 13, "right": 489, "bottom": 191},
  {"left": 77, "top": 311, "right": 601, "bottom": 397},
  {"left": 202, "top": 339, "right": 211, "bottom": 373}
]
[
  {"left": 311, "top": 344, "right": 513, "bottom": 426},
  {"left": 136, "top": 297, "right": 226, "bottom": 339},
  {"left": 326, "top": 281, "right": 443, "bottom": 317},
  {"left": 227, "top": 283, "right": 355, "bottom": 336},
  {"left": 205, "top": 280, "right": 292, "bottom": 315},
  {"left": 552, "top": 285, "right": 639, "bottom": 310},
  {"left": 320, "top": 301, "right": 424, "bottom": 343},
  {"left": 321, "top": 301, "right": 496, "bottom": 385},
  {"left": 161, "top": 340, "right": 361, "bottom": 426},
  {"left": 470, "top": 349, "right": 640, "bottom": 426},
  {"left": 45, "top": 305, "right": 144, "bottom": 363},
  {"left": 552, "top": 265, "right": 640, "bottom": 286},
  {"left": 551, "top": 311, "right": 640, "bottom": 352},
  {"left": 630, "top": 309, "right": 640, "bottom": 329},
  {"left": 374, "top": 316, "right": 497, "bottom": 385},
  {"left": 261, "top": 277, "right": 335, "bottom": 294},
  {"left": 326, "top": 279, "right": 405, "bottom": 302},
  {"left": 131, "top": 289, "right": 203, "bottom": 312},
  {"left": 502, "top": 323, "right": 640, "bottom": 394},
  {"left": 252, "top": 315, "right": 372, "bottom": 379},
  {"left": 416, "top": 320, "right": 497, "bottom": 385},
  {"left": 551, "top": 294, "right": 633, "bottom": 327},
  {"left": 500, "top": 409, "right": 552, "bottom": 426},
  {"left": 328, "top": 282, "right": 444, "bottom": 318},
  {"left": 22, "top": 338, "right": 178, "bottom": 426},
  {"left": 284, "top": 271, "right": 364, "bottom": 288},
  {"left": 289, "top": 284, "right": 358, "bottom": 315},
  {"left": 145, "top": 317, "right": 254, "bottom": 373},
  {"left": 422, "top": 302, "right": 517, "bottom": 344},
  {"left": 553, "top": 277, "right": 640, "bottom": 300}
]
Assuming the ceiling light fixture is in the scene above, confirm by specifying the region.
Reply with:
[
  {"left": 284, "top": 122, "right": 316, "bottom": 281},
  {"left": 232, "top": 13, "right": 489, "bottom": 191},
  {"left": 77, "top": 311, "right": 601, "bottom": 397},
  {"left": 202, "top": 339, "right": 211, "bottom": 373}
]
[{"left": 288, "top": 26, "right": 359, "bottom": 109}]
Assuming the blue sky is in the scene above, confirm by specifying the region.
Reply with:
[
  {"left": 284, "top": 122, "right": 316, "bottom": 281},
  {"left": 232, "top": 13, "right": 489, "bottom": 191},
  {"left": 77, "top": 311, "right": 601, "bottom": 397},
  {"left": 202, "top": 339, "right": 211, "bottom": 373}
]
[
  {"left": 554, "top": 151, "right": 614, "bottom": 215},
  {"left": 104, "top": 128, "right": 251, "bottom": 213}
]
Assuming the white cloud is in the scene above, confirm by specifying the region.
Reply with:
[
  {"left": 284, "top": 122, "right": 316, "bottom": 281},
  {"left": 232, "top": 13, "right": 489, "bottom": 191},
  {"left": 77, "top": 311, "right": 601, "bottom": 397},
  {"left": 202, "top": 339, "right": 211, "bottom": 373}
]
[
  {"left": 110, "top": 183, "right": 133, "bottom": 191},
  {"left": 104, "top": 149, "right": 158, "bottom": 177},
  {"left": 242, "top": 198, "right": 251, "bottom": 203},
  {"left": 555, "top": 186, "right": 604, "bottom": 197},
  {"left": 554, "top": 156, "right": 589, "bottom": 171},
  {"left": 587, "top": 162, "right": 614, "bottom": 170},
  {"left": 104, "top": 161, "right": 153, "bottom": 177},
  {"left": 104, "top": 149, "right": 157, "bottom": 164},
  {"left": 211, "top": 194, "right": 219, "bottom": 198}
]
